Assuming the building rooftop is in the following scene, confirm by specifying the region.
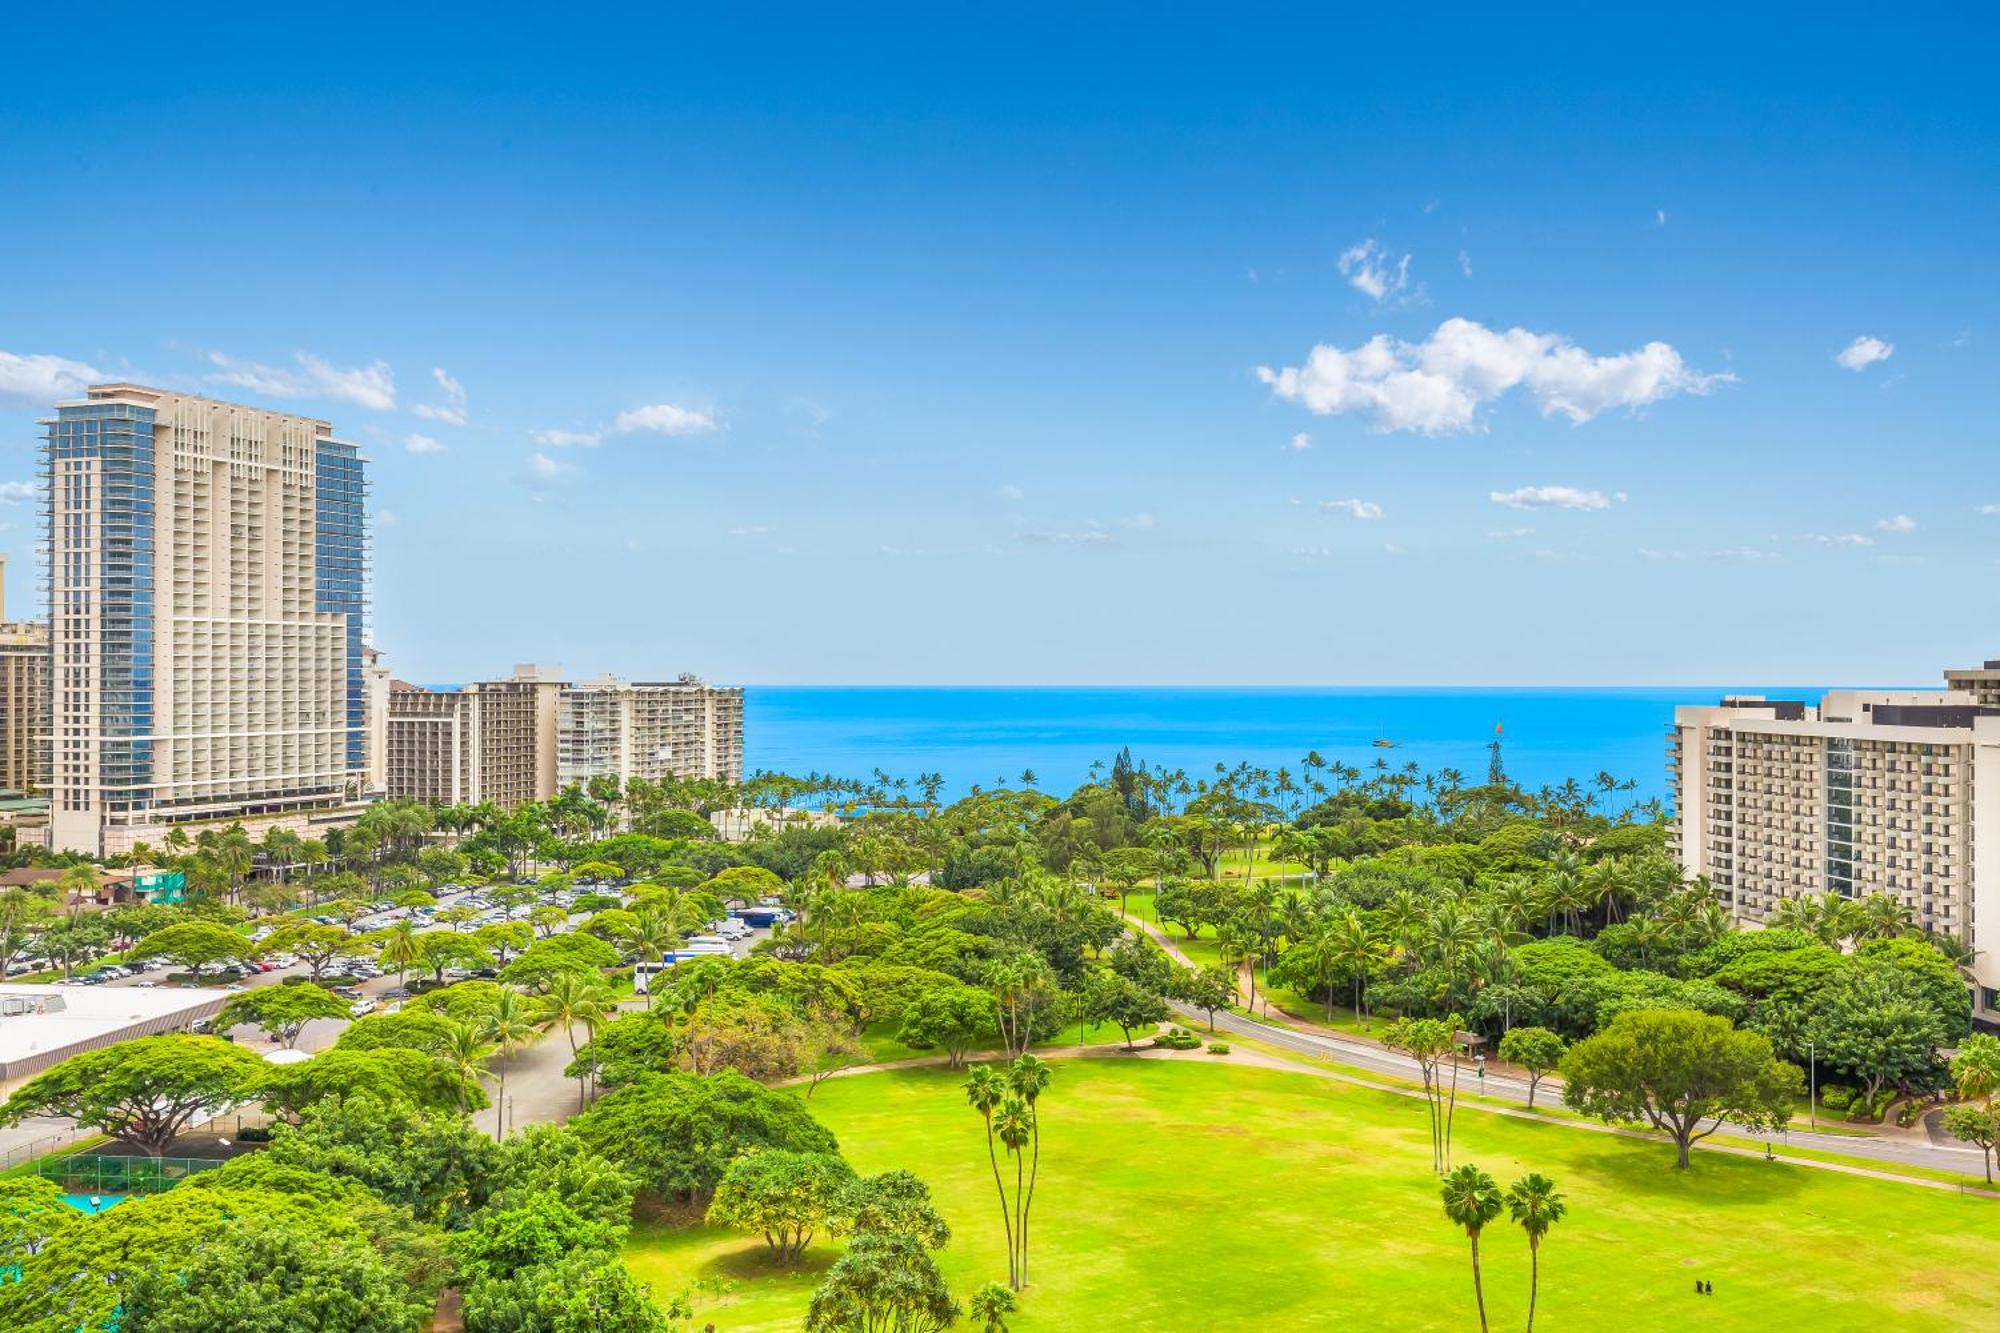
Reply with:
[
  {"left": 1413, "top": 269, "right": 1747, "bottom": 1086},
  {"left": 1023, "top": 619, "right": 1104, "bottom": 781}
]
[{"left": 0, "top": 983, "right": 231, "bottom": 1082}]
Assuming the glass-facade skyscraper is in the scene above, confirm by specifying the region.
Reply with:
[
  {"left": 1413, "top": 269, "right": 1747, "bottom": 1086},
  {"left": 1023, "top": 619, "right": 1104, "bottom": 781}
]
[{"left": 41, "top": 384, "right": 370, "bottom": 854}]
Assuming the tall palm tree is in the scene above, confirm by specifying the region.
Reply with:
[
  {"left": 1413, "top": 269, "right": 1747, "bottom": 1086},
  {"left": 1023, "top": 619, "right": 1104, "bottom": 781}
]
[
  {"left": 439, "top": 1019, "right": 497, "bottom": 1114},
  {"left": 1440, "top": 1164, "right": 1504, "bottom": 1333},
  {"left": 1329, "top": 909, "right": 1389, "bottom": 1024},
  {"left": 1007, "top": 1055, "right": 1052, "bottom": 1287},
  {"left": 377, "top": 919, "right": 421, "bottom": 984},
  {"left": 1505, "top": 1173, "right": 1567, "bottom": 1333},
  {"left": 994, "top": 1096, "right": 1034, "bottom": 1290},
  {"left": 964, "top": 1066, "right": 1016, "bottom": 1288},
  {"left": 536, "top": 971, "right": 615, "bottom": 1110},
  {"left": 480, "top": 989, "right": 540, "bottom": 1139}
]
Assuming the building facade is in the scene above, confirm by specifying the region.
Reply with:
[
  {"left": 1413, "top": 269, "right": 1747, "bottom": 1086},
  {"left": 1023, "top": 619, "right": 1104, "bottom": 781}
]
[
  {"left": 384, "top": 664, "right": 565, "bottom": 809},
  {"left": 1670, "top": 665, "right": 2000, "bottom": 1019},
  {"left": 41, "top": 385, "right": 374, "bottom": 854},
  {"left": 386, "top": 666, "right": 742, "bottom": 810},
  {"left": 557, "top": 673, "right": 744, "bottom": 789},
  {"left": 0, "top": 556, "right": 50, "bottom": 793}
]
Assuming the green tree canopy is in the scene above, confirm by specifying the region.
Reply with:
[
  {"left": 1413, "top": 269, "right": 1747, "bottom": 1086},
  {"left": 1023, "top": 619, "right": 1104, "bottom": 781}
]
[
  {"left": 0, "top": 1034, "right": 266, "bottom": 1156},
  {"left": 572, "top": 1071, "right": 838, "bottom": 1202},
  {"left": 219, "top": 981, "right": 354, "bottom": 1048}
]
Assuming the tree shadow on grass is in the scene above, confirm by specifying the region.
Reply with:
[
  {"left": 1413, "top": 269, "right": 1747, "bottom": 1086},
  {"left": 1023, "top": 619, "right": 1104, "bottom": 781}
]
[
  {"left": 1557, "top": 1137, "right": 1815, "bottom": 1208},
  {"left": 707, "top": 1241, "right": 837, "bottom": 1284}
]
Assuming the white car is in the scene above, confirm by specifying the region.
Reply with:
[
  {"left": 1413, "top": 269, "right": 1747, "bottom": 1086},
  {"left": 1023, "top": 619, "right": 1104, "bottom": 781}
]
[{"left": 349, "top": 998, "right": 378, "bottom": 1017}]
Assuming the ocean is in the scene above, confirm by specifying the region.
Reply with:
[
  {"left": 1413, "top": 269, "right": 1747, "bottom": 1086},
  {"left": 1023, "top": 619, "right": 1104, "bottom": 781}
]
[{"left": 741, "top": 686, "right": 1820, "bottom": 810}]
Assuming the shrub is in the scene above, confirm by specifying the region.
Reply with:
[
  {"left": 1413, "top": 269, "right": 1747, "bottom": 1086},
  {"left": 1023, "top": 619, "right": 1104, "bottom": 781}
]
[
  {"left": 237, "top": 1125, "right": 272, "bottom": 1143},
  {"left": 1207, "top": 1042, "right": 1232, "bottom": 1056},
  {"left": 1818, "top": 1084, "right": 1853, "bottom": 1112},
  {"left": 1153, "top": 1027, "right": 1201, "bottom": 1051}
]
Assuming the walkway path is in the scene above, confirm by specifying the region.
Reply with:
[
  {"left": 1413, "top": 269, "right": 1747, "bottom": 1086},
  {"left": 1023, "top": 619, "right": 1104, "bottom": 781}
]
[{"left": 1122, "top": 910, "right": 1997, "bottom": 1184}]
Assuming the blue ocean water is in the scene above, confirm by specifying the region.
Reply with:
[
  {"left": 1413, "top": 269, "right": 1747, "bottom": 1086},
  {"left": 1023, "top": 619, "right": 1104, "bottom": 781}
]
[{"left": 742, "top": 686, "right": 1820, "bottom": 809}]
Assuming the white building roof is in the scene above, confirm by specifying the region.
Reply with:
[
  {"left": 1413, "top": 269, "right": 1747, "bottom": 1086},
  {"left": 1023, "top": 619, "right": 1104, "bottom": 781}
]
[{"left": 0, "top": 984, "right": 231, "bottom": 1083}]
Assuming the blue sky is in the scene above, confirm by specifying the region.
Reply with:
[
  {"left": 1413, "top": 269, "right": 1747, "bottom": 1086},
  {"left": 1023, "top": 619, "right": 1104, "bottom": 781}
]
[{"left": 1, "top": 7, "right": 1995, "bottom": 685}]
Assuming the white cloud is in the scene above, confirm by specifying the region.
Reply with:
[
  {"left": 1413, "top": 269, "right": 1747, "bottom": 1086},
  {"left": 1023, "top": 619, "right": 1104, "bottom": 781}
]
[
  {"left": 1285, "top": 432, "right": 1312, "bottom": 452},
  {"left": 531, "top": 428, "right": 603, "bottom": 448},
  {"left": 403, "top": 433, "right": 447, "bottom": 456},
  {"left": 1119, "top": 512, "right": 1158, "bottom": 530},
  {"left": 1798, "top": 532, "right": 1874, "bottom": 548},
  {"left": 1382, "top": 542, "right": 1405, "bottom": 555},
  {"left": 998, "top": 484, "right": 1025, "bottom": 501},
  {"left": 207, "top": 351, "right": 397, "bottom": 411},
  {"left": 1015, "top": 523, "right": 1116, "bottom": 549},
  {"left": 0, "top": 351, "right": 103, "bottom": 408},
  {"left": 1487, "top": 527, "right": 1534, "bottom": 540},
  {"left": 1457, "top": 251, "right": 1473, "bottom": 278},
  {"left": 728, "top": 524, "right": 773, "bottom": 537},
  {"left": 1875, "top": 513, "right": 1917, "bottom": 534},
  {"left": 0, "top": 481, "right": 35, "bottom": 503},
  {"left": 1337, "top": 239, "right": 1413, "bottom": 304},
  {"left": 411, "top": 367, "right": 468, "bottom": 425},
  {"left": 1489, "top": 485, "right": 1613, "bottom": 512},
  {"left": 1321, "top": 498, "right": 1384, "bottom": 520},
  {"left": 1257, "top": 317, "right": 1728, "bottom": 435},
  {"left": 528, "top": 451, "right": 570, "bottom": 479},
  {"left": 1834, "top": 336, "right": 1894, "bottom": 371},
  {"left": 1980, "top": 504, "right": 2000, "bottom": 515},
  {"left": 614, "top": 402, "right": 718, "bottom": 436},
  {"left": 376, "top": 508, "right": 400, "bottom": 527},
  {"left": 1655, "top": 209, "right": 1667, "bottom": 226}
]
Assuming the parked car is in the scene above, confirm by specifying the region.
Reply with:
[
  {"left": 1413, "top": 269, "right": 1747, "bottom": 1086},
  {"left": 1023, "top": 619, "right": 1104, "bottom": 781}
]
[{"left": 349, "top": 998, "right": 377, "bottom": 1016}]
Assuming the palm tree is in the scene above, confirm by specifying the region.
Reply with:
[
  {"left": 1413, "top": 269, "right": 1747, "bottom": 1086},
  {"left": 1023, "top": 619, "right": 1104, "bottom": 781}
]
[
  {"left": 964, "top": 1066, "right": 1017, "bottom": 1288},
  {"left": 1329, "top": 909, "right": 1388, "bottom": 1024},
  {"left": 1505, "top": 1173, "right": 1567, "bottom": 1333},
  {"left": 1440, "top": 1164, "right": 1504, "bottom": 1333},
  {"left": 1007, "top": 1055, "right": 1051, "bottom": 1288},
  {"left": 994, "top": 1096, "right": 1034, "bottom": 1291},
  {"left": 969, "top": 1282, "right": 1016, "bottom": 1333},
  {"left": 536, "top": 971, "right": 615, "bottom": 1110},
  {"left": 1859, "top": 892, "right": 1913, "bottom": 941},
  {"left": 480, "top": 989, "right": 540, "bottom": 1139},
  {"left": 377, "top": 919, "right": 421, "bottom": 984},
  {"left": 439, "top": 1019, "right": 497, "bottom": 1114}
]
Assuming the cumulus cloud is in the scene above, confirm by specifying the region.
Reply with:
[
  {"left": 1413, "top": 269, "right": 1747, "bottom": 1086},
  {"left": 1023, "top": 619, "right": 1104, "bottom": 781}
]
[
  {"left": 998, "top": 484, "right": 1025, "bottom": 501},
  {"left": 411, "top": 367, "right": 468, "bottom": 425},
  {"left": 1798, "top": 532, "right": 1874, "bottom": 548},
  {"left": 1457, "top": 251, "right": 1473, "bottom": 278},
  {"left": 1119, "top": 512, "right": 1158, "bottom": 530},
  {"left": 0, "top": 351, "right": 104, "bottom": 408},
  {"left": 1489, "top": 485, "right": 1613, "bottom": 512},
  {"left": 1487, "top": 527, "right": 1534, "bottom": 540},
  {"left": 1835, "top": 336, "right": 1894, "bottom": 371},
  {"left": 1321, "top": 498, "right": 1384, "bottom": 520},
  {"left": 1875, "top": 513, "right": 1916, "bottom": 534},
  {"left": 207, "top": 351, "right": 397, "bottom": 411},
  {"left": 1337, "top": 239, "right": 1413, "bottom": 303},
  {"left": 0, "top": 481, "right": 35, "bottom": 503},
  {"left": 1257, "top": 317, "right": 1728, "bottom": 435},
  {"left": 614, "top": 402, "right": 718, "bottom": 436},
  {"left": 728, "top": 524, "right": 773, "bottom": 537},
  {"left": 531, "top": 428, "right": 603, "bottom": 448},
  {"left": 1285, "top": 432, "right": 1313, "bottom": 452},
  {"left": 403, "top": 433, "right": 447, "bottom": 456},
  {"left": 1981, "top": 504, "right": 2000, "bottom": 515}
]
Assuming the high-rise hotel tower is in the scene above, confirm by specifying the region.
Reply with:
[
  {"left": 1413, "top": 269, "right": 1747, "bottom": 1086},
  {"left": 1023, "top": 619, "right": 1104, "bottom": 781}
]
[
  {"left": 41, "top": 385, "right": 372, "bottom": 854},
  {"left": 1671, "top": 663, "right": 2000, "bottom": 1021}
]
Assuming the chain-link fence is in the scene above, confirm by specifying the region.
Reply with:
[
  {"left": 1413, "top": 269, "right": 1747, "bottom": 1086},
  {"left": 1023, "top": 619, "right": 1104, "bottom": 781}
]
[{"left": 35, "top": 1153, "right": 227, "bottom": 1195}]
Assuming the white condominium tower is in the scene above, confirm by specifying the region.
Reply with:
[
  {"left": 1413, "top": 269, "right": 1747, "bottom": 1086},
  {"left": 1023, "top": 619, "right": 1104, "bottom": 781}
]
[
  {"left": 557, "top": 673, "right": 744, "bottom": 789},
  {"left": 1670, "top": 663, "right": 2000, "bottom": 1020},
  {"left": 41, "top": 385, "right": 371, "bottom": 855}
]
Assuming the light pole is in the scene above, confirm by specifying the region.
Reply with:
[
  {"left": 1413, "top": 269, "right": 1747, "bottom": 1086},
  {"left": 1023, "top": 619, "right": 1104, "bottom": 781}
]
[{"left": 1808, "top": 1040, "right": 1817, "bottom": 1131}]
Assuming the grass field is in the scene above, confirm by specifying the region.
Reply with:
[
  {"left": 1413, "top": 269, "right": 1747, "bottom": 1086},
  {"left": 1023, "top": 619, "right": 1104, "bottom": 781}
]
[{"left": 623, "top": 1056, "right": 2000, "bottom": 1330}]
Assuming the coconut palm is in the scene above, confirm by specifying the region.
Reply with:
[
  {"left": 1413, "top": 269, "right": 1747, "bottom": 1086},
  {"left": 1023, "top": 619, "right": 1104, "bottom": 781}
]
[
  {"left": 479, "top": 989, "right": 540, "bottom": 1139},
  {"left": 1858, "top": 892, "right": 1913, "bottom": 941},
  {"left": 1007, "top": 1055, "right": 1052, "bottom": 1287},
  {"left": 969, "top": 1282, "right": 1016, "bottom": 1333},
  {"left": 1440, "top": 1163, "right": 1505, "bottom": 1333},
  {"left": 964, "top": 1065, "right": 1017, "bottom": 1288},
  {"left": 535, "top": 970, "right": 616, "bottom": 1110},
  {"left": 1505, "top": 1173, "right": 1567, "bottom": 1332},
  {"left": 994, "top": 1096, "right": 1035, "bottom": 1290},
  {"left": 438, "top": 1019, "right": 497, "bottom": 1114},
  {"left": 377, "top": 919, "right": 421, "bottom": 984}
]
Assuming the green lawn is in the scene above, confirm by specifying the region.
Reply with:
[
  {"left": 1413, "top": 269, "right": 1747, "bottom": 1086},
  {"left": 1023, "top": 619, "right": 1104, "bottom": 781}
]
[{"left": 623, "top": 1057, "right": 2000, "bottom": 1330}]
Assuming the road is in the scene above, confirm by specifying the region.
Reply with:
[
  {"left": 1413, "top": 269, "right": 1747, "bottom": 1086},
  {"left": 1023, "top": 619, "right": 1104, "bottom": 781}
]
[{"left": 1181, "top": 1002, "right": 1991, "bottom": 1175}]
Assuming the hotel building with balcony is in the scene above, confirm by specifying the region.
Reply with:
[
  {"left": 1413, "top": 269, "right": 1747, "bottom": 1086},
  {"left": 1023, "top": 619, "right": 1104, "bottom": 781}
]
[
  {"left": 1669, "top": 662, "right": 2000, "bottom": 1019},
  {"left": 40, "top": 385, "right": 374, "bottom": 855}
]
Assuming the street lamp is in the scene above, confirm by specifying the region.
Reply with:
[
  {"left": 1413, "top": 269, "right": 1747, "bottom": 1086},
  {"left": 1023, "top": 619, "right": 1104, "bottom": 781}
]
[{"left": 1808, "top": 1040, "right": 1817, "bottom": 1131}]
